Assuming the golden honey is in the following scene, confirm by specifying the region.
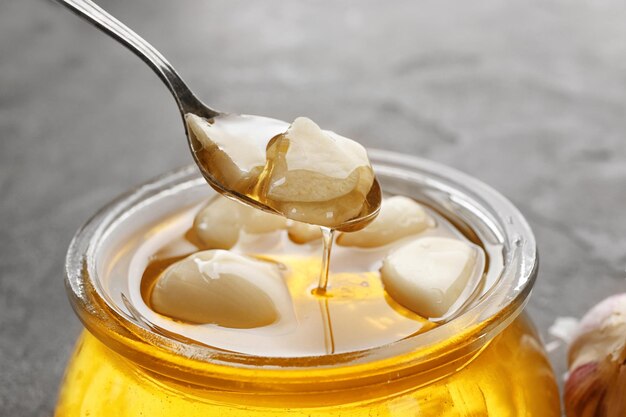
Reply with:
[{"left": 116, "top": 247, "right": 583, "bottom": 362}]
[
  {"left": 136, "top": 200, "right": 470, "bottom": 356},
  {"left": 56, "top": 314, "right": 558, "bottom": 416}
]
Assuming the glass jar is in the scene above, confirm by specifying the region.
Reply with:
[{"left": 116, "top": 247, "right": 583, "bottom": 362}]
[{"left": 56, "top": 150, "right": 561, "bottom": 416}]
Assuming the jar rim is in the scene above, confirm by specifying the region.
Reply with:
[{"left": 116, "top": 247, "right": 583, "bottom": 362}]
[{"left": 65, "top": 149, "right": 537, "bottom": 390}]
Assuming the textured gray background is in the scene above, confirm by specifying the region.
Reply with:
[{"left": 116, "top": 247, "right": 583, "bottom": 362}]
[{"left": 2, "top": 0, "right": 626, "bottom": 415}]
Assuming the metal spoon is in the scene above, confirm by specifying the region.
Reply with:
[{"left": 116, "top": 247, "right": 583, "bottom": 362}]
[{"left": 53, "top": 0, "right": 380, "bottom": 231}]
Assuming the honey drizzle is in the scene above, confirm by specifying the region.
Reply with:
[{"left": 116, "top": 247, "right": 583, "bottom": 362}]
[{"left": 314, "top": 227, "right": 335, "bottom": 295}]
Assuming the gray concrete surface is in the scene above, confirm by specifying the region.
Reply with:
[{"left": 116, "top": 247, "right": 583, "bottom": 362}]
[{"left": 2, "top": 0, "right": 626, "bottom": 415}]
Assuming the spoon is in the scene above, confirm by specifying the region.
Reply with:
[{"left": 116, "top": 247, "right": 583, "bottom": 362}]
[{"left": 54, "top": 0, "right": 381, "bottom": 232}]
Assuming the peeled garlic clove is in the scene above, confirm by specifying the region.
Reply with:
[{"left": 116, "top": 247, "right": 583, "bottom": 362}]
[
  {"left": 287, "top": 221, "right": 322, "bottom": 244},
  {"left": 337, "top": 196, "right": 431, "bottom": 248},
  {"left": 150, "top": 250, "right": 289, "bottom": 328},
  {"left": 193, "top": 196, "right": 241, "bottom": 250},
  {"left": 240, "top": 205, "right": 288, "bottom": 235},
  {"left": 266, "top": 117, "right": 372, "bottom": 202},
  {"left": 193, "top": 195, "right": 287, "bottom": 249},
  {"left": 263, "top": 117, "right": 375, "bottom": 227},
  {"left": 380, "top": 237, "right": 477, "bottom": 318},
  {"left": 185, "top": 114, "right": 264, "bottom": 190},
  {"left": 564, "top": 293, "right": 626, "bottom": 417},
  {"left": 185, "top": 113, "right": 289, "bottom": 192}
]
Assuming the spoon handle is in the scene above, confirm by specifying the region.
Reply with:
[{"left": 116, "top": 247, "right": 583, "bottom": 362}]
[{"left": 54, "top": 0, "right": 219, "bottom": 119}]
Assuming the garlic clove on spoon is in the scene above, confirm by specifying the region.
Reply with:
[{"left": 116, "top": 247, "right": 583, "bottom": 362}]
[
  {"left": 186, "top": 114, "right": 379, "bottom": 231},
  {"left": 263, "top": 117, "right": 376, "bottom": 228}
]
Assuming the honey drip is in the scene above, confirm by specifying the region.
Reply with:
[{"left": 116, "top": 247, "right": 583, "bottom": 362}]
[{"left": 315, "top": 227, "right": 334, "bottom": 295}]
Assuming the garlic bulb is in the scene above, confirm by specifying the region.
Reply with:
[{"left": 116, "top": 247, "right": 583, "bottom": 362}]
[{"left": 564, "top": 293, "right": 626, "bottom": 417}]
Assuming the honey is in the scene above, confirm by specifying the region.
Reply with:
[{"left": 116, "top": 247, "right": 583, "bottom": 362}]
[{"left": 136, "top": 200, "right": 466, "bottom": 356}]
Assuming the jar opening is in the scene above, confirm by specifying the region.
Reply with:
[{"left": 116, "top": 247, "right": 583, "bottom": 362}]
[{"left": 65, "top": 150, "right": 537, "bottom": 389}]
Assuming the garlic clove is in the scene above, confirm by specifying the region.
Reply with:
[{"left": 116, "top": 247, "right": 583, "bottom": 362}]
[
  {"left": 266, "top": 117, "right": 372, "bottom": 201},
  {"left": 193, "top": 196, "right": 241, "bottom": 250},
  {"left": 263, "top": 117, "right": 375, "bottom": 227},
  {"left": 150, "top": 250, "right": 289, "bottom": 328},
  {"left": 193, "top": 195, "right": 287, "bottom": 249},
  {"left": 564, "top": 293, "right": 626, "bottom": 417},
  {"left": 287, "top": 221, "right": 322, "bottom": 244},
  {"left": 380, "top": 237, "right": 477, "bottom": 318},
  {"left": 337, "top": 196, "right": 431, "bottom": 248},
  {"left": 185, "top": 113, "right": 283, "bottom": 191},
  {"left": 240, "top": 205, "right": 289, "bottom": 235}
]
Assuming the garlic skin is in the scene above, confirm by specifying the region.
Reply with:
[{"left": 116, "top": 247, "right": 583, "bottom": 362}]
[{"left": 564, "top": 293, "right": 626, "bottom": 417}]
